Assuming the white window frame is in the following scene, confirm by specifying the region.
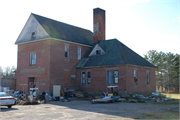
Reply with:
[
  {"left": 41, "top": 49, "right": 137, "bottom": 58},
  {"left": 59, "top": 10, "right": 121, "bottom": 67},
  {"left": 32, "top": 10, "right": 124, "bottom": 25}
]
[
  {"left": 134, "top": 69, "right": 138, "bottom": 84},
  {"left": 65, "top": 45, "right": 69, "bottom": 58},
  {"left": 147, "top": 71, "right": 150, "bottom": 84},
  {"left": 30, "top": 53, "right": 36, "bottom": 65},
  {"left": 77, "top": 47, "right": 81, "bottom": 60}
]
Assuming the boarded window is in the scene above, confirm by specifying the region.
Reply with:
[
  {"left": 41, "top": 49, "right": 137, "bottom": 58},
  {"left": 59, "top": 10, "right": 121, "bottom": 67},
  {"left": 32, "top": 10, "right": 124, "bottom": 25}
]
[{"left": 30, "top": 53, "right": 36, "bottom": 65}]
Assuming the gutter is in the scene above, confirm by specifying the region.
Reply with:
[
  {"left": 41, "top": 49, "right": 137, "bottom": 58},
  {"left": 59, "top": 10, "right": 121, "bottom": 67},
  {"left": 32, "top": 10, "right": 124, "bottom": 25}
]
[{"left": 15, "top": 37, "right": 93, "bottom": 47}]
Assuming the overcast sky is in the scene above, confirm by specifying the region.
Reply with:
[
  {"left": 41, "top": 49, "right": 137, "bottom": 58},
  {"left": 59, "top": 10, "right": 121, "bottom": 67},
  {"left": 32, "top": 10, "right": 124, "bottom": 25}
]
[{"left": 0, "top": 0, "right": 179, "bottom": 69}]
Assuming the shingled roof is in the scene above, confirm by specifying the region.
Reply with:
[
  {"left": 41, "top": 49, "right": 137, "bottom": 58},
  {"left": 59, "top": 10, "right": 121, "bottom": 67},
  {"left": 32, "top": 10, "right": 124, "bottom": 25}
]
[
  {"left": 15, "top": 13, "right": 93, "bottom": 46},
  {"left": 77, "top": 39, "right": 156, "bottom": 68}
]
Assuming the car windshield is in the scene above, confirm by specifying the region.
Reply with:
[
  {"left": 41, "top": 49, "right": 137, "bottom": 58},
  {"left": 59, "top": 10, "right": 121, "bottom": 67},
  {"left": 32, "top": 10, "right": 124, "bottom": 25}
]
[{"left": 0, "top": 93, "right": 10, "bottom": 97}]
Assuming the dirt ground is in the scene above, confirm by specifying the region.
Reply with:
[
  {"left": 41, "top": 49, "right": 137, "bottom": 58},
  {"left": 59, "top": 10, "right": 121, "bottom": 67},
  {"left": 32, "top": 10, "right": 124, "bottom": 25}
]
[{"left": 0, "top": 100, "right": 179, "bottom": 120}]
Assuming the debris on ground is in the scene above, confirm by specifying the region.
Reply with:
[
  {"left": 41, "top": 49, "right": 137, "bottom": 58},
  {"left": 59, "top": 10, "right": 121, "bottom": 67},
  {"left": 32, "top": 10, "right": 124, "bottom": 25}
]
[{"left": 117, "top": 90, "right": 176, "bottom": 103}]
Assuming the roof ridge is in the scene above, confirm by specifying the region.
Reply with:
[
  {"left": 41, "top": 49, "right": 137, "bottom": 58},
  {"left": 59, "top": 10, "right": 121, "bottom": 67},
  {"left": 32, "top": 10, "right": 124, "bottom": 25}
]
[
  {"left": 31, "top": 13, "right": 92, "bottom": 33},
  {"left": 115, "top": 39, "right": 127, "bottom": 64}
]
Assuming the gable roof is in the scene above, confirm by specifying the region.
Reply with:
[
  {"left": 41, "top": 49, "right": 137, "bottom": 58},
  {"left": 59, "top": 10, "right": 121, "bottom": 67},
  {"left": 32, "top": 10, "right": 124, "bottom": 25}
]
[
  {"left": 15, "top": 13, "right": 93, "bottom": 46},
  {"left": 77, "top": 39, "right": 156, "bottom": 69}
]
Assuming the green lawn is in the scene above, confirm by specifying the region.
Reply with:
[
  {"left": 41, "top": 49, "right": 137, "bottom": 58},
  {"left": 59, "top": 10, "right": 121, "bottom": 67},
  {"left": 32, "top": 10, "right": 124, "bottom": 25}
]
[{"left": 160, "top": 93, "right": 180, "bottom": 99}]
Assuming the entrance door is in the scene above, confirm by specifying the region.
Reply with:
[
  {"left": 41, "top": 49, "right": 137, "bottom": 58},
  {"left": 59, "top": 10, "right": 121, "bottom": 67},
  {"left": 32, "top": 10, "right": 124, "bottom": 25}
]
[{"left": 28, "top": 77, "right": 37, "bottom": 94}]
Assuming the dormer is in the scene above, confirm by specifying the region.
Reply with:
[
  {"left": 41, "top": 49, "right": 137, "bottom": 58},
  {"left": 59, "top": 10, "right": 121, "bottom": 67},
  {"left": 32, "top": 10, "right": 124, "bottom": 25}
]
[{"left": 89, "top": 44, "right": 106, "bottom": 56}]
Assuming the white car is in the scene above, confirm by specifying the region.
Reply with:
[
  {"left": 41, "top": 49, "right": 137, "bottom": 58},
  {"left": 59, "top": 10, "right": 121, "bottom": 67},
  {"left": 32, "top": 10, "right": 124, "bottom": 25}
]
[{"left": 0, "top": 92, "right": 16, "bottom": 108}]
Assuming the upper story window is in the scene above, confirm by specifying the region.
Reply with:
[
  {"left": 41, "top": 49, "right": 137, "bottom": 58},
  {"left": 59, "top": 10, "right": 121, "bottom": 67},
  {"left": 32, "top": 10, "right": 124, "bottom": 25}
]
[
  {"left": 134, "top": 69, "right": 138, "bottom": 84},
  {"left": 30, "top": 53, "right": 36, "bottom": 65},
  {"left": 77, "top": 47, "right": 81, "bottom": 60},
  {"left": 31, "top": 32, "right": 36, "bottom": 39},
  {"left": 147, "top": 71, "right": 150, "bottom": 84},
  {"left": 65, "top": 45, "right": 69, "bottom": 58},
  {"left": 96, "top": 50, "right": 101, "bottom": 55}
]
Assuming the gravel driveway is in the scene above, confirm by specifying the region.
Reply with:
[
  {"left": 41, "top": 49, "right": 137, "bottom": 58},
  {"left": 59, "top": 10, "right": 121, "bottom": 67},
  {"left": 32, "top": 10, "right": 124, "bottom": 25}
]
[{"left": 0, "top": 100, "right": 179, "bottom": 120}]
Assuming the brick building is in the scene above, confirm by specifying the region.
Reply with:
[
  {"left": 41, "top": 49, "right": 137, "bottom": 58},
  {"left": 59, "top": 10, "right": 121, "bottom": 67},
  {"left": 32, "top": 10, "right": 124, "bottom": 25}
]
[{"left": 15, "top": 8, "right": 156, "bottom": 94}]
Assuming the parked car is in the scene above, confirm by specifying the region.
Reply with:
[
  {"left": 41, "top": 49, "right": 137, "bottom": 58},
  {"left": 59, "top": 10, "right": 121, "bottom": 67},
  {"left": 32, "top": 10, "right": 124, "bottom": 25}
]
[
  {"left": 0, "top": 92, "right": 16, "bottom": 108},
  {"left": 91, "top": 92, "right": 119, "bottom": 104}
]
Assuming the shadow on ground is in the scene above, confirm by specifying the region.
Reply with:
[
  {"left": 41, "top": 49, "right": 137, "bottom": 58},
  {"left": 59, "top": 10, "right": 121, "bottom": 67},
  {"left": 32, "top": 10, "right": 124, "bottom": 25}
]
[
  {"left": 44, "top": 99, "right": 178, "bottom": 119},
  {"left": 0, "top": 107, "right": 19, "bottom": 112}
]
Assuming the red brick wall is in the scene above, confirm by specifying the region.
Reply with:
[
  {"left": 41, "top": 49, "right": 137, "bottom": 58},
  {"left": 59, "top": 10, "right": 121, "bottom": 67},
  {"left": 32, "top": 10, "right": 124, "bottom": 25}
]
[
  {"left": 16, "top": 39, "right": 91, "bottom": 93},
  {"left": 48, "top": 40, "right": 91, "bottom": 93},
  {"left": 93, "top": 8, "right": 105, "bottom": 43},
  {"left": 77, "top": 65, "right": 156, "bottom": 93},
  {"left": 77, "top": 66, "right": 127, "bottom": 92},
  {"left": 16, "top": 40, "right": 51, "bottom": 92},
  {"left": 125, "top": 65, "right": 156, "bottom": 92},
  {"left": 16, "top": 39, "right": 156, "bottom": 94}
]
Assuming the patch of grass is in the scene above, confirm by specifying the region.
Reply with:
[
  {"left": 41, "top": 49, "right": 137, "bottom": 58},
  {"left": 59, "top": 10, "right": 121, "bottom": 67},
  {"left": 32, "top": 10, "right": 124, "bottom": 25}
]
[
  {"left": 154, "top": 99, "right": 179, "bottom": 105},
  {"left": 160, "top": 93, "right": 180, "bottom": 99},
  {"left": 132, "top": 112, "right": 179, "bottom": 119}
]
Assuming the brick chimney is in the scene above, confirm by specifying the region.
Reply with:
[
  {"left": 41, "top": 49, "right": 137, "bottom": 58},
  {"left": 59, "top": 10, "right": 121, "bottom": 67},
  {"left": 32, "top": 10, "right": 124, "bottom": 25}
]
[{"left": 93, "top": 8, "right": 105, "bottom": 43}]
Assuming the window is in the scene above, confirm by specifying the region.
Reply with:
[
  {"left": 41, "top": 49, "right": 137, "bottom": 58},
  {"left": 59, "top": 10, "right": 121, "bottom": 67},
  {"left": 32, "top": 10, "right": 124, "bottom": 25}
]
[
  {"left": 77, "top": 47, "right": 81, "bottom": 60},
  {"left": 65, "top": 45, "right": 69, "bottom": 58},
  {"left": 81, "top": 72, "right": 85, "bottom": 85},
  {"left": 32, "top": 32, "right": 36, "bottom": 39},
  {"left": 147, "top": 71, "right": 150, "bottom": 84},
  {"left": 87, "top": 71, "right": 91, "bottom": 85},
  {"left": 113, "top": 70, "right": 118, "bottom": 84},
  {"left": 107, "top": 70, "right": 112, "bottom": 84},
  {"left": 134, "top": 69, "right": 137, "bottom": 84},
  {"left": 30, "top": 53, "right": 36, "bottom": 65},
  {"left": 96, "top": 50, "right": 101, "bottom": 55}
]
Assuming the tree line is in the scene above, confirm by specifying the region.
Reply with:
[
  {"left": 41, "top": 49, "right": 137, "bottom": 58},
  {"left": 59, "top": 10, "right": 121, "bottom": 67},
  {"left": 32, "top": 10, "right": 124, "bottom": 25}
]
[
  {"left": 0, "top": 66, "right": 16, "bottom": 79},
  {"left": 144, "top": 50, "right": 179, "bottom": 93}
]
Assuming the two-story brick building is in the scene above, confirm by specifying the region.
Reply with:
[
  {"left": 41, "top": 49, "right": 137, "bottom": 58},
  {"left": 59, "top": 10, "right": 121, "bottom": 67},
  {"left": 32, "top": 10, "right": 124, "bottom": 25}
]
[{"left": 15, "top": 8, "right": 156, "bottom": 94}]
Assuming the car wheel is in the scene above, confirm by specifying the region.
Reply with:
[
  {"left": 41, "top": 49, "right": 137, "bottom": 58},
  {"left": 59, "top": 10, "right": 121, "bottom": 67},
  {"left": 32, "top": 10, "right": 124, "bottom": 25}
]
[{"left": 7, "top": 105, "right": 12, "bottom": 108}]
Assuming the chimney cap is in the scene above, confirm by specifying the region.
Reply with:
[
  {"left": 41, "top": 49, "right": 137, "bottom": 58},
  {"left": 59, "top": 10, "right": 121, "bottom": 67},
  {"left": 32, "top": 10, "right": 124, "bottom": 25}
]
[{"left": 93, "top": 7, "right": 105, "bottom": 11}]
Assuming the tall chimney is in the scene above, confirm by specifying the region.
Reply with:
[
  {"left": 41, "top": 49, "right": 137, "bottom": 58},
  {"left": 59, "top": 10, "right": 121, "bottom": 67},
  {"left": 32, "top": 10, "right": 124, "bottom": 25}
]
[{"left": 93, "top": 8, "right": 105, "bottom": 43}]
